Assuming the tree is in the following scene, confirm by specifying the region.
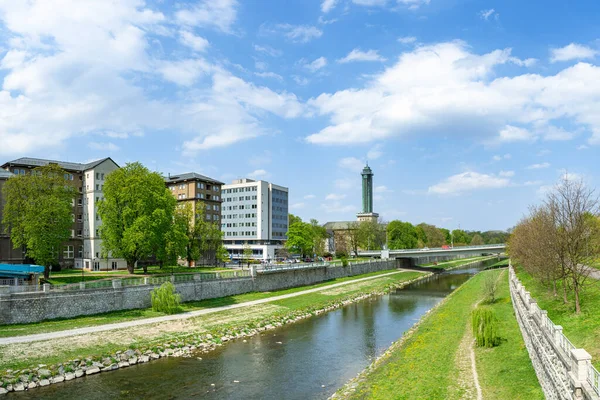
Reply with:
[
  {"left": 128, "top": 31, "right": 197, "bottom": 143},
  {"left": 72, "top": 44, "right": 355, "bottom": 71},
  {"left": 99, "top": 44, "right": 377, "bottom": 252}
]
[
  {"left": 288, "top": 213, "right": 302, "bottom": 226},
  {"left": 470, "top": 233, "right": 484, "bottom": 246},
  {"left": 418, "top": 223, "right": 446, "bottom": 248},
  {"left": 346, "top": 222, "right": 361, "bottom": 256},
  {"left": 310, "top": 219, "right": 328, "bottom": 257},
  {"left": 286, "top": 218, "right": 314, "bottom": 257},
  {"left": 97, "top": 162, "right": 179, "bottom": 274},
  {"left": 358, "top": 219, "right": 386, "bottom": 250},
  {"left": 451, "top": 229, "right": 470, "bottom": 246},
  {"left": 243, "top": 243, "right": 253, "bottom": 269},
  {"left": 415, "top": 224, "right": 427, "bottom": 248},
  {"left": 440, "top": 228, "right": 451, "bottom": 245},
  {"left": 387, "top": 220, "right": 418, "bottom": 249},
  {"left": 2, "top": 164, "right": 76, "bottom": 279}
]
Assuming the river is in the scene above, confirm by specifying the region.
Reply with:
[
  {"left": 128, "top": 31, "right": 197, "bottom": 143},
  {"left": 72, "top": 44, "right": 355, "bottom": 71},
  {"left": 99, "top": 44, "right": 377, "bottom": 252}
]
[{"left": 10, "top": 260, "right": 497, "bottom": 399}]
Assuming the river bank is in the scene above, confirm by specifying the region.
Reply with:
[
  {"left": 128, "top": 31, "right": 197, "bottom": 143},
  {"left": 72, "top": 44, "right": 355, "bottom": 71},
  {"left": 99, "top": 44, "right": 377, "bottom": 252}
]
[
  {"left": 332, "top": 268, "right": 542, "bottom": 399},
  {"left": 0, "top": 269, "right": 427, "bottom": 394}
]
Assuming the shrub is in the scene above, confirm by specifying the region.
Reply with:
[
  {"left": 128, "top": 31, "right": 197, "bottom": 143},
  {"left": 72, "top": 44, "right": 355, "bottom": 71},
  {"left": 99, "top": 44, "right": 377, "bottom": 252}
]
[
  {"left": 341, "top": 256, "right": 349, "bottom": 267},
  {"left": 151, "top": 282, "right": 181, "bottom": 314},
  {"left": 335, "top": 250, "right": 348, "bottom": 259},
  {"left": 483, "top": 272, "right": 499, "bottom": 303},
  {"left": 472, "top": 306, "right": 500, "bottom": 348}
]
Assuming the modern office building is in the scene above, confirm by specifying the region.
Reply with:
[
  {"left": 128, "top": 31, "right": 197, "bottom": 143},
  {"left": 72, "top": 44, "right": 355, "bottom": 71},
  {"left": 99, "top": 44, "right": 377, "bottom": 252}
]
[
  {"left": 0, "top": 157, "right": 126, "bottom": 271},
  {"left": 221, "top": 178, "right": 288, "bottom": 261}
]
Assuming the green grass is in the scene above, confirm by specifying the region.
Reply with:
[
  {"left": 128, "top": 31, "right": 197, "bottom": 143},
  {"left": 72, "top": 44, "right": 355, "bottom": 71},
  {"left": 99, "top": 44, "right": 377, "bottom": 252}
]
[
  {"left": 342, "top": 269, "right": 540, "bottom": 400},
  {"left": 475, "top": 271, "right": 544, "bottom": 400},
  {"left": 487, "top": 258, "right": 510, "bottom": 268},
  {"left": 0, "top": 268, "right": 411, "bottom": 338},
  {"left": 421, "top": 255, "right": 493, "bottom": 269},
  {"left": 0, "top": 270, "right": 425, "bottom": 371},
  {"left": 515, "top": 267, "right": 600, "bottom": 368}
]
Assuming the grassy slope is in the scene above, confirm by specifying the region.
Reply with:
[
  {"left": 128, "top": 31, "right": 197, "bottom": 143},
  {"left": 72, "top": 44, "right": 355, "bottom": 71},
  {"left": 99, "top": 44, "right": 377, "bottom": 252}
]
[
  {"left": 0, "top": 271, "right": 424, "bottom": 371},
  {"left": 475, "top": 271, "right": 544, "bottom": 400},
  {"left": 0, "top": 268, "right": 412, "bottom": 338},
  {"left": 345, "top": 269, "right": 540, "bottom": 400},
  {"left": 515, "top": 267, "right": 600, "bottom": 368}
]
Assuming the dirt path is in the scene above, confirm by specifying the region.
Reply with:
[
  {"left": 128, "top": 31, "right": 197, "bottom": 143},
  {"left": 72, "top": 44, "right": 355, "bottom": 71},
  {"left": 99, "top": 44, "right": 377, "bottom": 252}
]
[
  {"left": 448, "top": 320, "right": 481, "bottom": 400},
  {"left": 0, "top": 269, "right": 412, "bottom": 346}
]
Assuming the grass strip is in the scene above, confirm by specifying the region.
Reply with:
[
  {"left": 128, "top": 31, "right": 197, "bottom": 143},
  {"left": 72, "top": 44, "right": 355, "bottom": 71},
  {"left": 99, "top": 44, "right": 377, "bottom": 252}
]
[
  {"left": 0, "top": 271, "right": 424, "bottom": 372},
  {"left": 475, "top": 270, "right": 544, "bottom": 399},
  {"left": 418, "top": 255, "right": 485, "bottom": 268},
  {"left": 0, "top": 268, "right": 409, "bottom": 338},
  {"left": 515, "top": 267, "right": 600, "bottom": 368}
]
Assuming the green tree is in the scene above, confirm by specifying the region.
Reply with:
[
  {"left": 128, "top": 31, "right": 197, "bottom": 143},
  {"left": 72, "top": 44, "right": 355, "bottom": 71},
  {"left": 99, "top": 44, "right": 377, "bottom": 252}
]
[
  {"left": 346, "top": 221, "right": 361, "bottom": 256},
  {"left": 415, "top": 224, "right": 427, "bottom": 248},
  {"left": 451, "top": 229, "right": 470, "bottom": 246},
  {"left": 310, "top": 219, "right": 328, "bottom": 257},
  {"left": 440, "top": 228, "right": 451, "bottom": 245},
  {"left": 2, "top": 164, "right": 76, "bottom": 279},
  {"left": 418, "top": 223, "right": 446, "bottom": 248},
  {"left": 286, "top": 220, "right": 314, "bottom": 257},
  {"left": 97, "top": 162, "right": 179, "bottom": 274},
  {"left": 288, "top": 213, "right": 302, "bottom": 226},
  {"left": 242, "top": 243, "right": 253, "bottom": 268},
  {"left": 387, "top": 220, "right": 418, "bottom": 249},
  {"left": 358, "top": 220, "right": 386, "bottom": 250},
  {"left": 470, "top": 233, "right": 485, "bottom": 246}
]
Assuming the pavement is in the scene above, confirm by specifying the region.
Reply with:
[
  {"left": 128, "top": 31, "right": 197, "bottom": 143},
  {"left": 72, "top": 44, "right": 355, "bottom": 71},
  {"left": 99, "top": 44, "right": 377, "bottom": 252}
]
[{"left": 0, "top": 269, "right": 414, "bottom": 346}]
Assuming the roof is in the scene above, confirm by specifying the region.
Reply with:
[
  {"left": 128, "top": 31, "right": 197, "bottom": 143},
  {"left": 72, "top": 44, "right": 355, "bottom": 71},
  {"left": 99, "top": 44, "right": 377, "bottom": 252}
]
[
  {"left": 0, "top": 264, "right": 45, "bottom": 278},
  {"left": 1, "top": 157, "right": 119, "bottom": 172},
  {"left": 323, "top": 221, "right": 357, "bottom": 230},
  {"left": 0, "top": 170, "right": 14, "bottom": 179},
  {"left": 165, "top": 172, "right": 224, "bottom": 185}
]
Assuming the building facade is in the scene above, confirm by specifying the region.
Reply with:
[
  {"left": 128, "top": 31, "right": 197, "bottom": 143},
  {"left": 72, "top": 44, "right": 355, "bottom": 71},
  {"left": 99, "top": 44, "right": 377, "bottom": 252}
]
[
  {"left": 221, "top": 178, "right": 288, "bottom": 261},
  {"left": 0, "top": 157, "right": 126, "bottom": 271},
  {"left": 356, "top": 164, "right": 379, "bottom": 222},
  {"left": 165, "top": 172, "right": 223, "bottom": 224}
]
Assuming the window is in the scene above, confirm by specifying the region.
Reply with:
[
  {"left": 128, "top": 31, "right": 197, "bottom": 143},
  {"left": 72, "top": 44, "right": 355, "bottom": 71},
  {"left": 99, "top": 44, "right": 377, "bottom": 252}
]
[
  {"left": 96, "top": 173, "right": 100, "bottom": 180},
  {"left": 206, "top": 214, "right": 210, "bottom": 220},
  {"left": 77, "top": 229, "right": 82, "bottom": 237},
  {"left": 78, "top": 246, "right": 83, "bottom": 258},
  {"left": 214, "top": 186, "right": 220, "bottom": 192},
  {"left": 214, "top": 205, "right": 220, "bottom": 211},
  {"left": 198, "top": 182, "right": 204, "bottom": 189},
  {"left": 64, "top": 173, "right": 73, "bottom": 180},
  {"left": 197, "top": 193, "right": 204, "bottom": 199},
  {"left": 215, "top": 196, "right": 220, "bottom": 201},
  {"left": 101, "top": 173, "right": 105, "bottom": 180},
  {"left": 96, "top": 215, "right": 99, "bottom": 221},
  {"left": 179, "top": 184, "right": 185, "bottom": 189},
  {"left": 78, "top": 198, "right": 83, "bottom": 206},
  {"left": 213, "top": 214, "right": 219, "bottom": 220},
  {"left": 95, "top": 229, "right": 99, "bottom": 237},
  {"left": 111, "top": 261, "right": 118, "bottom": 270},
  {"left": 77, "top": 214, "right": 82, "bottom": 222},
  {"left": 206, "top": 204, "right": 210, "bottom": 210},
  {"left": 93, "top": 262, "right": 100, "bottom": 271},
  {"left": 96, "top": 196, "right": 99, "bottom": 202},
  {"left": 62, "top": 245, "right": 74, "bottom": 259},
  {"left": 86, "top": 173, "right": 89, "bottom": 179}
]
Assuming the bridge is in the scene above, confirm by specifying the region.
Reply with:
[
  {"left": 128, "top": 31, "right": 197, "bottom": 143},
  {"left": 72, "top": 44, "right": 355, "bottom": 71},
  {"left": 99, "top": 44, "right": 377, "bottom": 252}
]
[{"left": 358, "top": 244, "right": 506, "bottom": 260}]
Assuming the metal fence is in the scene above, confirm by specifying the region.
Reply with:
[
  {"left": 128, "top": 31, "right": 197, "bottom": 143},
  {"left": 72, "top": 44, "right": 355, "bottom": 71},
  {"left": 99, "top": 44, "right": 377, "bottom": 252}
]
[
  {"left": 0, "top": 269, "right": 252, "bottom": 295},
  {"left": 259, "top": 259, "right": 388, "bottom": 273}
]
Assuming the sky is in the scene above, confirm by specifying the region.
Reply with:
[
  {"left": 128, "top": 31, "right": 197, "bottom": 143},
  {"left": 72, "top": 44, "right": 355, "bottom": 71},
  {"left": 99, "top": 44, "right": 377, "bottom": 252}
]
[{"left": 0, "top": 0, "right": 598, "bottom": 232}]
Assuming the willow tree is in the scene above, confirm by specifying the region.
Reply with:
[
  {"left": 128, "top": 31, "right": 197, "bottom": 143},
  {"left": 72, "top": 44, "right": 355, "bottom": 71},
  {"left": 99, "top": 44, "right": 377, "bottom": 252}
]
[
  {"left": 98, "top": 162, "right": 179, "bottom": 274},
  {"left": 2, "top": 164, "right": 76, "bottom": 279}
]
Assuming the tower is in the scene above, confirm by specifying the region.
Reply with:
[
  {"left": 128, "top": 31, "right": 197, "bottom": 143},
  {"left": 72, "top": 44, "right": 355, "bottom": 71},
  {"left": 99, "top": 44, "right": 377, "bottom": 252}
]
[{"left": 357, "top": 163, "right": 379, "bottom": 222}]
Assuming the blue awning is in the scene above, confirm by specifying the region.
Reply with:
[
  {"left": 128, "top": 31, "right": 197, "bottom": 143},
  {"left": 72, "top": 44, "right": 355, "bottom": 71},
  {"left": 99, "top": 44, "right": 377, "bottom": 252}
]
[{"left": 0, "top": 264, "right": 45, "bottom": 278}]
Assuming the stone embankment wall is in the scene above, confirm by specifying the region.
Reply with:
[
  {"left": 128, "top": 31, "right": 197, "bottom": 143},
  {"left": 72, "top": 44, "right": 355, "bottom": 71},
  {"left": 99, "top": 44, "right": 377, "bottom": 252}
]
[
  {"left": 509, "top": 266, "right": 600, "bottom": 400},
  {"left": 0, "top": 260, "right": 397, "bottom": 325}
]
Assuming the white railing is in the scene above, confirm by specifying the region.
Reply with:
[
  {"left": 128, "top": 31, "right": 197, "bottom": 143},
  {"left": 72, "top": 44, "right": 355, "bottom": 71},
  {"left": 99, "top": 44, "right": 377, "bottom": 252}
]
[
  {"left": 259, "top": 259, "right": 388, "bottom": 273},
  {"left": 510, "top": 265, "right": 600, "bottom": 399}
]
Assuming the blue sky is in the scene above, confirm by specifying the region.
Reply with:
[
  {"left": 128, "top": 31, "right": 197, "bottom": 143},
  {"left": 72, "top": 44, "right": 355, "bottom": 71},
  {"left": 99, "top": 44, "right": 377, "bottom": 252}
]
[{"left": 0, "top": 0, "right": 598, "bottom": 231}]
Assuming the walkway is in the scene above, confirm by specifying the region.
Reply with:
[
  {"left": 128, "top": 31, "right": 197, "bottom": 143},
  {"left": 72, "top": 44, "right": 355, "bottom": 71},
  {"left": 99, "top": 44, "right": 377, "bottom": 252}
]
[{"left": 0, "top": 269, "right": 414, "bottom": 346}]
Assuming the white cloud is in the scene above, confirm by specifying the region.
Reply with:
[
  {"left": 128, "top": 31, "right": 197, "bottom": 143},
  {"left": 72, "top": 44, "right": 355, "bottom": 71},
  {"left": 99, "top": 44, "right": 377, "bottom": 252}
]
[
  {"left": 479, "top": 9, "right": 498, "bottom": 21},
  {"left": 248, "top": 169, "right": 269, "bottom": 179},
  {"left": 321, "top": 0, "right": 339, "bottom": 13},
  {"left": 175, "top": 0, "right": 239, "bottom": 34},
  {"left": 397, "top": 0, "right": 431, "bottom": 9},
  {"left": 254, "top": 71, "right": 283, "bottom": 81},
  {"left": 374, "top": 185, "right": 392, "bottom": 193},
  {"left": 304, "top": 194, "right": 316, "bottom": 199},
  {"left": 499, "top": 170, "right": 515, "bottom": 177},
  {"left": 428, "top": 171, "right": 511, "bottom": 195},
  {"left": 398, "top": 36, "right": 417, "bottom": 44},
  {"left": 337, "top": 49, "right": 386, "bottom": 63},
  {"left": 326, "top": 193, "right": 347, "bottom": 200},
  {"left": 550, "top": 43, "right": 597, "bottom": 63},
  {"left": 158, "top": 59, "right": 212, "bottom": 86},
  {"left": 305, "top": 41, "right": 600, "bottom": 147},
  {"left": 303, "top": 57, "right": 328, "bottom": 72},
  {"left": 338, "top": 157, "right": 364, "bottom": 171},
  {"left": 320, "top": 202, "right": 355, "bottom": 214},
  {"left": 492, "top": 153, "right": 511, "bottom": 161},
  {"left": 290, "top": 202, "right": 305, "bottom": 209},
  {"left": 526, "top": 162, "right": 551, "bottom": 170},
  {"left": 254, "top": 44, "right": 282, "bottom": 57},
  {"left": 542, "top": 125, "right": 575, "bottom": 141},
  {"left": 577, "top": 144, "right": 589, "bottom": 150},
  {"left": 367, "top": 144, "right": 383, "bottom": 160},
  {"left": 272, "top": 24, "right": 323, "bottom": 43},
  {"left": 179, "top": 30, "right": 209, "bottom": 52},
  {"left": 88, "top": 142, "right": 119, "bottom": 151},
  {"left": 255, "top": 60, "right": 268, "bottom": 71},
  {"left": 292, "top": 75, "right": 309, "bottom": 85}
]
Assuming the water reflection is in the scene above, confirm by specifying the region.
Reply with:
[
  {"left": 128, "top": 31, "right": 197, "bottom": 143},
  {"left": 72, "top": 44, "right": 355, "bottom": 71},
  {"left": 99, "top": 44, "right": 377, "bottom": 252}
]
[{"left": 10, "top": 260, "right": 498, "bottom": 400}]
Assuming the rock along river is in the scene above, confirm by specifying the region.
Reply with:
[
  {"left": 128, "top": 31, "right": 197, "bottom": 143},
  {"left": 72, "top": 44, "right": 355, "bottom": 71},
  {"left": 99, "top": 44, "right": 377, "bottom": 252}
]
[{"left": 9, "top": 259, "right": 498, "bottom": 400}]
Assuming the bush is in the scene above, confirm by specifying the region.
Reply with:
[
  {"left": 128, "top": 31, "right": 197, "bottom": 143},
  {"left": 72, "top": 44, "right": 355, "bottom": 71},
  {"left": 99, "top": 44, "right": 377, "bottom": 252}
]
[
  {"left": 151, "top": 282, "right": 181, "bottom": 314},
  {"left": 341, "top": 256, "right": 349, "bottom": 267},
  {"left": 335, "top": 250, "right": 348, "bottom": 259},
  {"left": 483, "top": 272, "right": 499, "bottom": 303},
  {"left": 472, "top": 307, "right": 500, "bottom": 348}
]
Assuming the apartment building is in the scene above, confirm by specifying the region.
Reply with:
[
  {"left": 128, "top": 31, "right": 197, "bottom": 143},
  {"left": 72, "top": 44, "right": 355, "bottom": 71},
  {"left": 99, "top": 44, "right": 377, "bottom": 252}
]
[
  {"left": 164, "top": 172, "right": 224, "bottom": 223},
  {"left": 0, "top": 157, "right": 126, "bottom": 271},
  {"left": 221, "top": 178, "right": 288, "bottom": 261}
]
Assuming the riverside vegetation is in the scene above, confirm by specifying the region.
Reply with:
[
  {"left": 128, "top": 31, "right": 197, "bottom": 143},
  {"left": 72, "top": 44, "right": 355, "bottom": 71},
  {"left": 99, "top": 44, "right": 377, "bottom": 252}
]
[
  {"left": 333, "top": 269, "right": 543, "bottom": 400},
  {"left": 0, "top": 269, "right": 427, "bottom": 393}
]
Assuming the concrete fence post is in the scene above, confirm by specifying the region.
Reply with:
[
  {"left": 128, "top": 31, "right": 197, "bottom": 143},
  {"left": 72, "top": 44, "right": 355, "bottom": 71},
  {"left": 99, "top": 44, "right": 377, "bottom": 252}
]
[
  {"left": 250, "top": 265, "right": 256, "bottom": 278},
  {"left": 193, "top": 274, "right": 201, "bottom": 281},
  {"left": 144, "top": 277, "right": 150, "bottom": 285},
  {"left": 570, "top": 349, "right": 592, "bottom": 399},
  {"left": 554, "top": 325, "right": 564, "bottom": 344},
  {"left": 112, "top": 279, "right": 122, "bottom": 289},
  {"left": 170, "top": 275, "right": 175, "bottom": 283},
  {"left": 216, "top": 272, "right": 220, "bottom": 280},
  {"left": 234, "top": 271, "right": 238, "bottom": 277},
  {"left": 79, "top": 282, "right": 85, "bottom": 290},
  {"left": 13, "top": 278, "right": 18, "bottom": 286},
  {"left": 43, "top": 283, "right": 50, "bottom": 292}
]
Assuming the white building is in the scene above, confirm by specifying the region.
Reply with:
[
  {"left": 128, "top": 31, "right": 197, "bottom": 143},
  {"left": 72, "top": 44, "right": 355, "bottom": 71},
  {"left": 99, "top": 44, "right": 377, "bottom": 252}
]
[{"left": 221, "top": 178, "right": 288, "bottom": 261}]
